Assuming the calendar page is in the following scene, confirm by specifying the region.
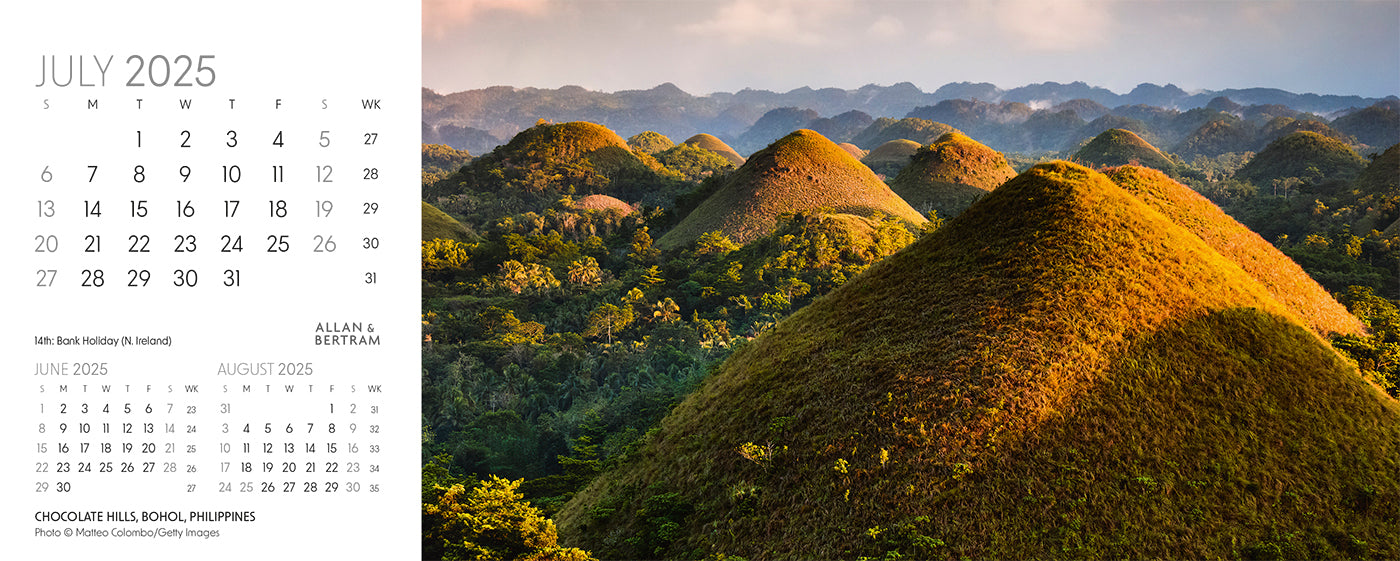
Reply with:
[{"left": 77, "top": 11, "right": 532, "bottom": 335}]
[{"left": 1, "top": 1, "right": 420, "bottom": 558}]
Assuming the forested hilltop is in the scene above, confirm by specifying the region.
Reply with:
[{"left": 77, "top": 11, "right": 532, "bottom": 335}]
[{"left": 420, "top": 115, "right": 1399, "bottom": 559}]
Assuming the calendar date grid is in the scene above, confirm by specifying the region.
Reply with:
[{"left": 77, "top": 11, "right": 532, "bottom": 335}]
[
  {"left": 28, "top": 97, "right": 396, "bottom": 292},
  {"left": 32, "top": 381, "right": 389, "bottom": 498}
]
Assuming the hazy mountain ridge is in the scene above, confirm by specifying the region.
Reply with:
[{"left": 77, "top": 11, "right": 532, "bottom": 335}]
[{"left": 424, "top": 82, "right": 1396, "bottom": 155}]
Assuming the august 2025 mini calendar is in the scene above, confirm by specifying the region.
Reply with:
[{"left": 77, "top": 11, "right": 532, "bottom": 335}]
[{"left": 1, "top": 2, "right": 420, "bottom": 558}]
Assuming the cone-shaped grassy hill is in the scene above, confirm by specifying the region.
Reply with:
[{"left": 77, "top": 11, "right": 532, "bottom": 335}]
[
  {"left": 683, "top": 133, "right": 746, "bottom": 167},
  {"left": 888, "top": 132, "right": 1017, "bottom": 218},
  {"left": 1236, "top": 131, "right": 1368, "bottom": 185},
  {"left": 626, "top": 130, "right": 674, "bottom": 154},
  {"left": 560, "top": 161, "right": 1399, "bottom": 559},
  {"left": 836, "top": 142, "right": 866, "bottom": 160},
  {"left": 570, "top": 194, "right": 635, "bottom": 215},
  {"left": 421, "top": 201, "right": 474, "bottom": 242},
  {"left": 861, "top": 139, "right": 922, "bottom": 177},
  {"left": 1073, "top": 128, "right": 1175, "bottom": 170},
  {"left": 657, "top": 130, "right": 925, "bottom": 249},
  {"left": 436, "top": 121, "right": 678, "bottom": 204},
  {"left": 1105, "top": 165, "right": 1363, "bottom": 336},
  {"left": 500, "top": 121, "right": 630, "bottom": 163}
]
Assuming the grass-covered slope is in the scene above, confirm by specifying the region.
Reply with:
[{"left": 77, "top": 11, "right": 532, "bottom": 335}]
[
  {"left": 626, "top": 130, "right": 675, "bottom": 154},
  {"left": 1106, "top": 165, "right": 1364, "bottom": 337},
  {"left": 836, "top": 142, "right": 866, "bottom": 160},
  {"left": 422, "top": 201, "right": 475, "bottom": 242},
  {"left": 888, "top": 132, "right": 1017, "bottom": 217},
  {"left": 658, "top": 130, "right": 926, "bottom": 249},
  {"left": 429, "top": 121, "right": 679, "bottom": 205},
  {"left": 570, "top": 194, "right": 635, "bottom": 215},
  {"left": 1072, "top": 128, "right": 1175, "bottom": 170},
  {"left": 1236, "top": 131, "right": 1368, "bottom": 185},
  {"left": 683, "top": 133, "right": 746, "bottom": 167},
  {"left": 860, "top": 139, "right": 922, "bottom": 177},
  {"left": 559, "top": 161, "right": 1399, "bottom": 559}
]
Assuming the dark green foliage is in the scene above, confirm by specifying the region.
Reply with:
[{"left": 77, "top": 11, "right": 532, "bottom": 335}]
[
  {"left": 654, "top": 143, "right": 735, "bottom": 182},
  {"left": 1332, "top": 286, "right": 1400, "bottom": 397},
  {"left": 422, "top": 458, "right": 595, "bottom": 560}
]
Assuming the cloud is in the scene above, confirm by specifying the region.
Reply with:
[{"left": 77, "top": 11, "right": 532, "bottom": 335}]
[
  {"left": 423, "top": 0, "right": 549, "bottom": 40},
  {"left": 678, "top": 0, "right": 854, "bottom": 46},
  {"left": 995, "top": 0, "right": 1113, "bottom": 51},
  {"left": 867, "top": 15, "right": 905, "bottom": 40}
]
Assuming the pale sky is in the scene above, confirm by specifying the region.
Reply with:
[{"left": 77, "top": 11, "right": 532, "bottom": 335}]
[{"left": 422, "top": 0, "right": 1400, "bottom": 98}]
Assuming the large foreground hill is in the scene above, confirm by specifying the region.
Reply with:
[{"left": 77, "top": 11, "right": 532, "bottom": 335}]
[{"left": 559, "top": 161, "right": 1399, "bottom": 559}]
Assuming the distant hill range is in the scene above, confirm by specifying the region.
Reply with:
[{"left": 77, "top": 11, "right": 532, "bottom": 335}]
[{"left": 423, "top": 82, "right": 1398, "bottom": 156}]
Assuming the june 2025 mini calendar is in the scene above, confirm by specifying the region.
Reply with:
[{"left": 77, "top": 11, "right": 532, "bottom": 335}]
[{"left": 1, "top": 2, "right": 420, "bottom": 558}]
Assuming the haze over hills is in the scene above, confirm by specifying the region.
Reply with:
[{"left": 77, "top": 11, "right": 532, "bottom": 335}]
[
  {"left": 559, "top": 161, "right": 1400, "bottom": 559},
  {"left": 423, "top": 82, "right": 1397, "bottom": 156},
  {"left": 657, "top": 129, "right": 925, "bottom": 249}
]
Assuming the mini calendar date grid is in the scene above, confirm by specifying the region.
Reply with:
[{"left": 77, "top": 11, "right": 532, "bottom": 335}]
[{"left": 2, "top": 2, "right": 420, "bottom": 559}]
